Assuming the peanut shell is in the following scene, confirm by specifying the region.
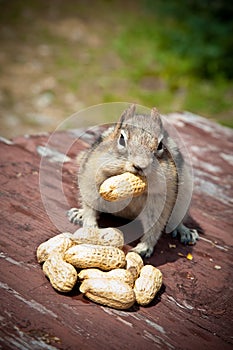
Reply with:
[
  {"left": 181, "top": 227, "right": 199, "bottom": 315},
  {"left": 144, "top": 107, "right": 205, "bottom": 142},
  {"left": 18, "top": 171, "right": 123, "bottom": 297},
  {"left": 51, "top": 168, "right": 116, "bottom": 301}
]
[
  {"left": 43, "top": 253, "right": 78, "bottom": 293},
  {"left": 78, "top": 268, "right": 134, "bottom": 287},
  {"left": 99, "top": 172, "right": 147, "bottom": 202},
  {"left": 37, "top": 232, "right": 74, "bottom": 263},
  {"left": 126, "top": 251, "right": 144, "bottom": 281},
  {"left": 80, "top": 278, "right": 135, "bottom": 309},
  {"left": 134, "top": 265, "right": 162, "bottom": 306},
  {"left": 72, "top": 227, "right": 124, "bottom": 248},
  {"left": 64, "top": 244, "right": 126, "bottom": 271}
]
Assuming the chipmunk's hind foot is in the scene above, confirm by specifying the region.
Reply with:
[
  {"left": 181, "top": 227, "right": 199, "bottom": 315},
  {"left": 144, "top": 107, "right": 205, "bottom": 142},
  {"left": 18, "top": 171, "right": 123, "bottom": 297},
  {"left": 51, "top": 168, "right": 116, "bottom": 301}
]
[{"left": 172, "top": 223, "right": 199, "bottom": 245}]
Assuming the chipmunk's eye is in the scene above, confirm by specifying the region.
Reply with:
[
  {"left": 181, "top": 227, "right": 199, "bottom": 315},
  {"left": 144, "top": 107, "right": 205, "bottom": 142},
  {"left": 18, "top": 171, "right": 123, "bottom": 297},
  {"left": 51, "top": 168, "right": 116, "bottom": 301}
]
[
  {"left": 157, "top": 141, "right": 163, "bottom": 151},
  {"left": 156, "top": 140, "right": 164, "bottom": 156},
  {"left": 118, "top": 131, "right": 127, "bottom": 149}
]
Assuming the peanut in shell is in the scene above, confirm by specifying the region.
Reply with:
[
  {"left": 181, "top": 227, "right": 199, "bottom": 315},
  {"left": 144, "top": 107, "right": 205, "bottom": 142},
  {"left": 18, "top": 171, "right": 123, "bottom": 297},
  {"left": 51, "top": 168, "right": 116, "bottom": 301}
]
[
  {"left": 37, "top": 233, "right": 74, "bottom": 263},
  {"left": 78, "top": 268, "right": 134, "bottom": 287},
  {"left": 99, "top": 172, "right": 147, "bottom": 202},
  {"left": 73, "top": 227, "right": 124, "bottom": 248},
  {"left": 64, "top": 244, "right": 126, "bottom": 271},
  {"left": 43, "top": 253, "right": 78, "bottom": 293},
  {"left": 126, "top": 251, "right": 144, "bottom": 281},
  {"left": 134, "top": 265, "right": 162, "bottom": 306},
  {"left": 80, "top": 278, "right": 135, "bottom": 309}
]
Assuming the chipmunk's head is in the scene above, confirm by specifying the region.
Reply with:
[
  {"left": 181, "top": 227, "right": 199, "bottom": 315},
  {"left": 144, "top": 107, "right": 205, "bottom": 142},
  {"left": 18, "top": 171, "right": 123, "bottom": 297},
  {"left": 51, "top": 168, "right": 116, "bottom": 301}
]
[{"left": 113, "top": 104, "right": 165, "bottom": 175}]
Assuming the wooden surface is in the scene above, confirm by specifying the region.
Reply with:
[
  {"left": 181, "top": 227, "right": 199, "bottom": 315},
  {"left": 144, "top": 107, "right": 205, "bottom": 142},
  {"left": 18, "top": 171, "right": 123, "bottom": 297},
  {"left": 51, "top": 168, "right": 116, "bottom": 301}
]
[{"left": 0, "top": 113, "right": 232, "bottom": 350}]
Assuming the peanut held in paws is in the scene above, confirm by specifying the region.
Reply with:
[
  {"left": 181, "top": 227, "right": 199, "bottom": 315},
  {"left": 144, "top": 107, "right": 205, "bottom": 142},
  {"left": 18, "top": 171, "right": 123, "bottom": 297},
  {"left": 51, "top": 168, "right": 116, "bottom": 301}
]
[{"left": 99, "top": 172, "right": 147, "bottom": 202}]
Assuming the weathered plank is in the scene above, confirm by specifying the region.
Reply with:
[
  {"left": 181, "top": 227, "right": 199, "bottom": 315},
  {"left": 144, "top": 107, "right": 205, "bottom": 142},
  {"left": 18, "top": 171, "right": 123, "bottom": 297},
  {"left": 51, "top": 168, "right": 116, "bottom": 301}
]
[{"left": 0, "top": 113, "right": 232, "bottom": 350}]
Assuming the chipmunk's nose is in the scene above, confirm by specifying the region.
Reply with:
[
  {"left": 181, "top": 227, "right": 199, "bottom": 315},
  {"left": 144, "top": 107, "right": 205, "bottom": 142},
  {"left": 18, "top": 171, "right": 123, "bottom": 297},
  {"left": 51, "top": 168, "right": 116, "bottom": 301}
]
[
  {"left": 133, "top": 164, "right": 144, "bottom": 172},
  {"left": 132, "top": 157, "right": 150, "bottom": 172}
]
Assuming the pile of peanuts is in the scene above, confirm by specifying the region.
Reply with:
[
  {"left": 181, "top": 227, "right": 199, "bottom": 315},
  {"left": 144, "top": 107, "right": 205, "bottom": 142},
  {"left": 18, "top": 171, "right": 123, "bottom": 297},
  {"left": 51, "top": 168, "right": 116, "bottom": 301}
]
[
  {"left": 37, "top": 173, "right": 162, "bottom": 309},
  {"left": 37, "top": 227, "right": 162, "bottom": 310}
]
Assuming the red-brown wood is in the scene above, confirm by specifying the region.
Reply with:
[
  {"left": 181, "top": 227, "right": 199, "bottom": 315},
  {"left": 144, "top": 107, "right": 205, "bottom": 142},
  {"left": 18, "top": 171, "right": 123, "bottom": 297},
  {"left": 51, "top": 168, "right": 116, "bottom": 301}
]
[{"left": 0, "top": 113, "right": 232, "bottom": 350}]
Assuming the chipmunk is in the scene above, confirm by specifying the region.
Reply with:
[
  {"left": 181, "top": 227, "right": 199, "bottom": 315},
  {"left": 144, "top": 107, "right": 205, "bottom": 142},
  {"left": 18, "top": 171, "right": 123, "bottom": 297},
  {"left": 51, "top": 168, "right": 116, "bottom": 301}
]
[{"left": 67, "top": 104, "right": 198, "bottom": 257}]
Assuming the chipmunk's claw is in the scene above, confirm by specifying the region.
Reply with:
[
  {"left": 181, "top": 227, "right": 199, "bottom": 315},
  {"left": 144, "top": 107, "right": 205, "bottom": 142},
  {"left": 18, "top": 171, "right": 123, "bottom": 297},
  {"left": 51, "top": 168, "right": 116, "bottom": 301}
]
[
  {"left": 67, "top": 208, "right": 84, "bottom": 225},
  {"left": 131, "top": 242, "right": 154, "bottom": 258},
  {"left": 172, "top": 224, "right": 199, "bottom": 245}
]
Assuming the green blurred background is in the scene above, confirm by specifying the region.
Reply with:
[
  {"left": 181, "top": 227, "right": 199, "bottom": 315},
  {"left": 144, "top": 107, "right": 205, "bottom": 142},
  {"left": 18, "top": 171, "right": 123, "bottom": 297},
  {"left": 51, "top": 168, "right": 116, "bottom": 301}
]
[{"left": 0, "top": 0, "right": 232, "bottom": 138}]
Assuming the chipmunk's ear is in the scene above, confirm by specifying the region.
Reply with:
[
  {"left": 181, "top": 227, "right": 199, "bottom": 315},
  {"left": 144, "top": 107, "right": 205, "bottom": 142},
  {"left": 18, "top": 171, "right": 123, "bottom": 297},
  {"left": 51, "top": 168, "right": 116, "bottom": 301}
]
[
  {"left": 113, "top": 104, "right": 136, "bottom": 136},
  {"left": 118, "top": 104, "right": 136, "bottom": 127},
  {"left": 151, "top": 107, "right": 161, "bottom": 120},
  {"left": 151, "top": 107, "right": 163, "bottom": 130}
]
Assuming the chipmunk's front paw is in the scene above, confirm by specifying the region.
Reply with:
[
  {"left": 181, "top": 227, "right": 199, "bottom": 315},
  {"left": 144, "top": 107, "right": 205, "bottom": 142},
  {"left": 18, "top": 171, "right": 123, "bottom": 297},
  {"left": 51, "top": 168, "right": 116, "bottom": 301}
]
[
  {"left": 67, "top": 208, "right": 84, "bottom": 225},
  {"left": 172, "top": 223, "right": 199, "bottom": 245},
  {"left": 131, "top": 242, "right": 154, "bottom": 258}
]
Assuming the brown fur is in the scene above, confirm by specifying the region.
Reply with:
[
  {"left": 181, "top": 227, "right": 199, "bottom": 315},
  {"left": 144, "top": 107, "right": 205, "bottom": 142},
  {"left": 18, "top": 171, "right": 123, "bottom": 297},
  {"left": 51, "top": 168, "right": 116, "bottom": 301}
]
[{"left": 68, "top": 105, "right": 198, "bottom": 257}]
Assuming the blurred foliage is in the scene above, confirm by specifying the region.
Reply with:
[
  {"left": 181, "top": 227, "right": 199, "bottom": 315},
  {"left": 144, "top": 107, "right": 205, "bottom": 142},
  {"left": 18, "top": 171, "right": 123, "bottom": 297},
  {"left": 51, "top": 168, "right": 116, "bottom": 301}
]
[
  {"left": 112, "top": 0, "right": 233, "bottom": 125},
  {"left": 0, "top": 0, "right": 232, "bottom": 136},
  {"left": 144, "top": 0, "right": 233, "bottom": 79}
]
